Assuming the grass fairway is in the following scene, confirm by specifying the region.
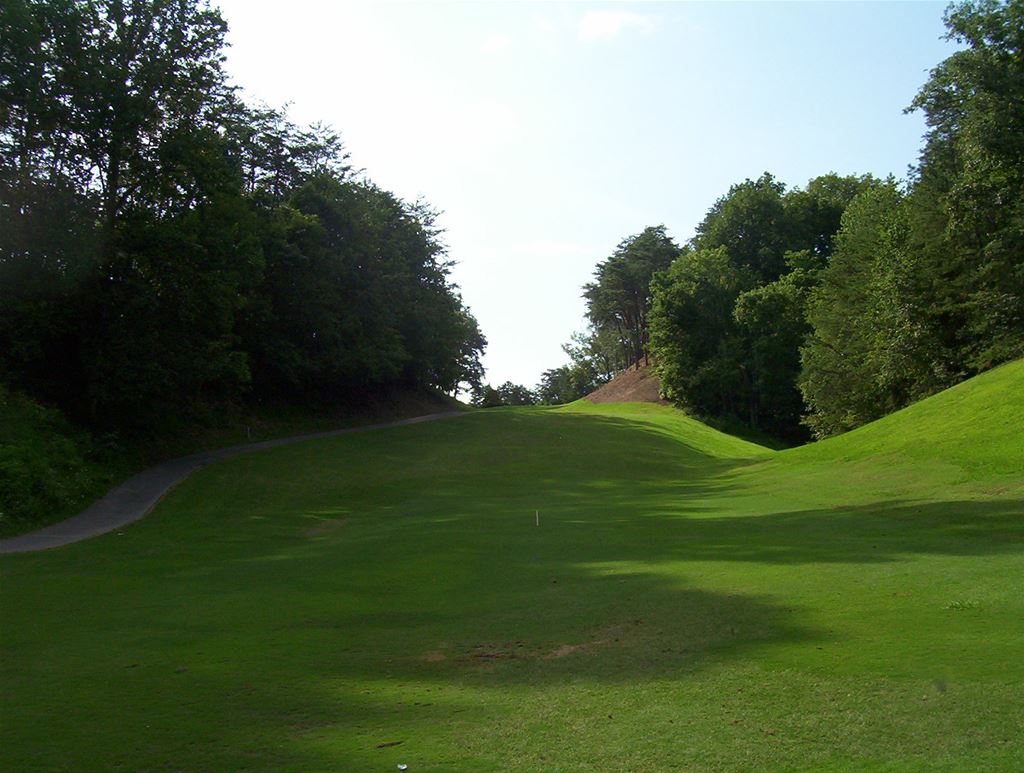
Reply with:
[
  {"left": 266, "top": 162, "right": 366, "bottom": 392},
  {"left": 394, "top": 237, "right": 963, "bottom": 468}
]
[{"left": 2, "top": 362, "right": 1023, "bottom": 771}]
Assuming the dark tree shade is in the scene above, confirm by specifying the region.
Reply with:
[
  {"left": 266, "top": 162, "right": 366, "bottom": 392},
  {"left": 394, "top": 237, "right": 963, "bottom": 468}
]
[
  {"left": 0, "top": 0, "right": 486, "bottom": 434},
  {"left": 650, "top": 174, "right": 875, "bottom": 439}
]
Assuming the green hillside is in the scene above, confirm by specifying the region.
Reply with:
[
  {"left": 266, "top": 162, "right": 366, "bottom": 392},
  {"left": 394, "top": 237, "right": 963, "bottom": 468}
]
[
  {"left": 2, "top": 363, "right": 1022, "bottom": 771},
  {"left": 783, "top": 357, "right": 1024, "bottom": 477}
]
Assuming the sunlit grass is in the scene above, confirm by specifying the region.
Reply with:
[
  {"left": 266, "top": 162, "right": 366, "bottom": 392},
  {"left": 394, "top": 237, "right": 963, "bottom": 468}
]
[{"left": 2, "top": 361, "right": 1023, "bottom": 770}]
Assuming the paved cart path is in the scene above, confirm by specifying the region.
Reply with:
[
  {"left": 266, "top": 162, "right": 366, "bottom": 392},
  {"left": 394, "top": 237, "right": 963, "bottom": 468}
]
[{"left": 0, "top": 411, "right": 467, "bottom": 555}]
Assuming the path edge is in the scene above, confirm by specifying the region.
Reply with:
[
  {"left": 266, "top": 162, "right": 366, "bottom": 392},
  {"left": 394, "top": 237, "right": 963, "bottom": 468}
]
[{"left": 0, "top": 411, "right": 468, "bottom": 555}]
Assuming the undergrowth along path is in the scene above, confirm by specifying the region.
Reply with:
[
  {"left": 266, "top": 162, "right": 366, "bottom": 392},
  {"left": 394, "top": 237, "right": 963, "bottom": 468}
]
[{"left": 0, "top": 411, "right": 467, "bottom": 555}]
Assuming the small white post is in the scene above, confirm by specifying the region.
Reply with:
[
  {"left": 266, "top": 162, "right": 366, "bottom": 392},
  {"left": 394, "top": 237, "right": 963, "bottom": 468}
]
[{"left": 535, "top": 509, "right": 539, "bottom": 526}]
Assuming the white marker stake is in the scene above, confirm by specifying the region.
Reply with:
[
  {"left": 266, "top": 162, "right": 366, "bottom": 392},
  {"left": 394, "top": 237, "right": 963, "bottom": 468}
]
[{"left": 535, "top": 510, "right": 539, "bottom": 526}]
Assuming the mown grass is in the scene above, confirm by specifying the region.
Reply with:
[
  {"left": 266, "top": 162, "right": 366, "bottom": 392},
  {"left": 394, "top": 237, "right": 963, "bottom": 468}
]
[
  {"left": 0, "top": 388, "right": 461, "bottom": 538},
  {"left": 2, "top": 361, "right": 1022, "bottom": 771}
]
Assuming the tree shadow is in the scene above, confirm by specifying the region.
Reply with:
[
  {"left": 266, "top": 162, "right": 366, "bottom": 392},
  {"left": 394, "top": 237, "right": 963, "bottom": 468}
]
[{"left": 4, "top": 407, "right": 1022, "bottom": 770}]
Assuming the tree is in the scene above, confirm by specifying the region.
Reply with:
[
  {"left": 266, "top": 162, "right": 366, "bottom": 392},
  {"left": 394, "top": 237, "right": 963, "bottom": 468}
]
[
  {"left": 798, "top": 183, "right": 950, "bottom": 436},
  {"left": 0, "top": 1, "right": 487, "bottom": 433},
  {"left": 470, "top": 384, "right": 504, "bottom": 408},
  {"left": 583, "top": 226, "right": 679, "bottom": 369},
  {"left": 693, "top": 173, "right": 790, "bottom": 281},
  {"left": 907, "top": 0, "right": 1024, "bottom": 371},
  {"left": 784, "top": 173, "right": 880, "bottom": 261},
  {"left": 732, "top": 252, "right": 819, "bottom": 438},
  {"left": 649, "top": 247, "right": 756, "bottom": 419},
  {"left": 562, "top": 327, "right": 627, "bottom": 381},
  {"left": 497, "top": 382, "right": 536, "bottom": 406},
  {"left": 242, "top": 174, "right": 485, "bottom": 402},
  {"left": 799, "top": 0, "right": 1024, "bottom": 437},
  {"left": 0, "top": 0, "right": 256, "bottom": 429},
  {"left": 1, "top": 0, "right": 233, "bottom": 251},
  {"left": 535, "top": 363, "right": 602, "bottom": 405},
  {"left": 649, "top": 173, "right": 874, "bottom": 437},
  {"left": 469, "top": 382, "right": 534, "bottom": 407}
]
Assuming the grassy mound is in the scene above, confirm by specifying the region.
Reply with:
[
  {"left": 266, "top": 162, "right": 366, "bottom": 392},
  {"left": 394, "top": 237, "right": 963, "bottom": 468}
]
[
  {"left": 785, "top": 358, "right": 1024, "bottom": 475},
  {"left": 2, "top": 364, "right": 1022, "bottom": 770}
]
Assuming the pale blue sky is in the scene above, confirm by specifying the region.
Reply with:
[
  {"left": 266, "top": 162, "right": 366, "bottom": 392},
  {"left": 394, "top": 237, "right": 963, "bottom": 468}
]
[{"left": 215, "top": 1, "right": 956, "bottom": 388}]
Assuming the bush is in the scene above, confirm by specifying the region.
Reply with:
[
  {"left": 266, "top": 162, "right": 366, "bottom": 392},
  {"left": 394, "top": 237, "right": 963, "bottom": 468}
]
[{"left": 0, "top": 386, "right": 98, "bottom": 528}]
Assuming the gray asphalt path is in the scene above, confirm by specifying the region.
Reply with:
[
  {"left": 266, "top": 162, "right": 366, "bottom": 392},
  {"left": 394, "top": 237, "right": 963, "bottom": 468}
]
[{"left": 0, "top": 411, "right": 467, "bottom": 555}]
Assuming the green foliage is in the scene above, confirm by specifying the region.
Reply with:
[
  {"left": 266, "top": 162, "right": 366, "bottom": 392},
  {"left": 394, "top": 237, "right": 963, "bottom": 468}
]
[
  {"left": 732, "top": 261, "right": 815, "bottom": 437},
  {"left": 693, "top": 173, "right": 790, "bottom": 281},
  {"left": 533, "top": 327, "right": 619, "bottom": 405},
  {"left": 497, "top": 382, "right": 537, "bottom": 406},
  {"left": 650, "top": 174, "right": 874, "bottom": 439},
  {"left": 907, "top": 0, "right": 1024, "bottom": 371},
  {"left": 470, "top": 384, "right": 503, "bottom": 408},
  {"left": 534, "top": 363, "right": 602, "bottom": 405},
  {"left": 0, "top": 0, "right": 485, "bottom": 434},
  {"left": 583, "top": 225, "right": 680, "bottom": 369},
  {"left": 563, "top": 326, "right": 627, "bottom": 381},
  {"left": 471, "top": 381, "right": 536, "bottom": 407},
  {"left": 784, "top": 174, "right": 881, "bottom": 262},
  {"left": 649, "top": 247, "right": 755, "bottom": 418},
  {"left": 800, "top": 0, "right": 1024, "bottom": 437},
  {"left": 694, "top": 172, "right": 877, "bottom": 283},
  {"left": 799, "top": 183, "right": 920, "bottom": 436},
  {"left": 0, "top": 385, "right": 98, "bottom": 528}
]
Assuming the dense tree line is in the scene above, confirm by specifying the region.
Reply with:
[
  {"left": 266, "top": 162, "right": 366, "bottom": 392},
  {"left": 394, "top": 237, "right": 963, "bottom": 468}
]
[
  {"left": 0, "top": 0, "right": 485, "bottom": 435},
  {"left": 470, "top": 381, "right": 537, "bottom": 408},
  {"left": 799, "top": 0, "right": 1023, "bottom": 435},
  {"left": 649, "top": 172, "right": 877, "bottom": 439},
  {"left": 546, "top": 0, "right": 1022, "bottom": 440}
]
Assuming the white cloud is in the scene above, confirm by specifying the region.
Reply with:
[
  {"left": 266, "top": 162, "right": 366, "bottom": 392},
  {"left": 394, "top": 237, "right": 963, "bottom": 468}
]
[
  {"left": 578, "top": 10, "right": 657, "bottom": 41},
  {"left": 480, "top": 34, "right": 511, "bottom": 54}
]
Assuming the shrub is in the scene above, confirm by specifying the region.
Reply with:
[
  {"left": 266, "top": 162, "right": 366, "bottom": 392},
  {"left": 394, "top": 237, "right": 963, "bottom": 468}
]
[{"left": 0, "top": 386, "right": 97, "bottom": 528}]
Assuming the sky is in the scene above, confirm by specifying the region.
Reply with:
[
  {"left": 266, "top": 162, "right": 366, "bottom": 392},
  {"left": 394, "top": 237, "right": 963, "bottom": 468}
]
[{"left": 214, "top": 0, "right": 958, "bottom": 388}]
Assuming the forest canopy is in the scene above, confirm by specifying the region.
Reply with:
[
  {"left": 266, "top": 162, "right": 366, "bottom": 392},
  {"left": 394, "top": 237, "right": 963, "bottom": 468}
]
[{"left": 0, "top": 0, "right": 486, "bottom": 434}]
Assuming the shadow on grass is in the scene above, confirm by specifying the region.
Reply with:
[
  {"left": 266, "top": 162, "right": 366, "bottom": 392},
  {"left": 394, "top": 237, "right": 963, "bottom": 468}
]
[
  {"left": 3, "top": 408, "right": 1022, "bottom": 769},
  {"left": 302, "top": 410, "right": 1024, "bottom": 569}
]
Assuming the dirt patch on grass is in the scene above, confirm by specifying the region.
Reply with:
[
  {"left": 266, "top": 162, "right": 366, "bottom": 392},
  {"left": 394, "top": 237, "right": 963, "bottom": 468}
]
[
  {"left": 451, "top": 629, "right": 643, "bottom": 664},
  {"left": 467, "top": 642, "right": 523, "bottom": 660},
  {"left": 546, "top": 643, "right": 590, "bottom": 659},
  {"left": 303, "top": 518, "right": 348, "bottom": 537},
  {"left": 584, "top": 363, "right": 668, "bottom": 404},
  {"left": 422, "top": 651, "right": 447, "bottom": 662},
  {"left": 544, "top": 620, "right": 646, "bottom": 658}
]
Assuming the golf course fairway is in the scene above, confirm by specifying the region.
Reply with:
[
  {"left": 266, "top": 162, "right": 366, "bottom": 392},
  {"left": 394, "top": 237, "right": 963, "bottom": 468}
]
[{"left": 2, "top": 360, "right": 1022, "bottom": 771}]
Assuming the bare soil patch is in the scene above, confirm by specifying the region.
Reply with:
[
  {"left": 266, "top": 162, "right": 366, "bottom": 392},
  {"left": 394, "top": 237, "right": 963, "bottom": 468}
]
[{"left": 584, "top": 363, "right": 668, "bottom": 404}]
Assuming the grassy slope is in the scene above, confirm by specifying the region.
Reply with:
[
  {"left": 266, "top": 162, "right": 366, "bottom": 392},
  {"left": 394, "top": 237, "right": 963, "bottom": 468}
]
[
  {"left": 1, "top": 363, "right": 1022, "bottom": 771},
  {"left": 0, "top": 389, "right": 462, "bottom": 538}
]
